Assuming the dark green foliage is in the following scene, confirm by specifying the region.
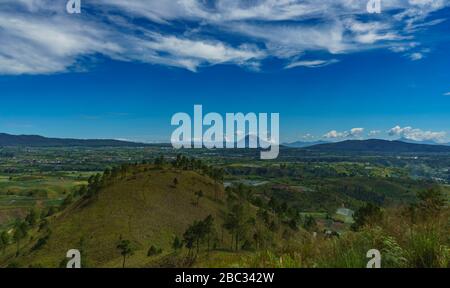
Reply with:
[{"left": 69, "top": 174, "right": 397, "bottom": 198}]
[
  {"left": 416, "top": 187, "right": 446, "bottom": 216},
  {"left": 0, "top": 231, "right": 10, "bottom": 254},
  {"left": 172, "top": 236, "right": 183, "bottom": 252},
  {"left": 13, "top": 221, "right": 29, "bottom": 256},
  {"left": 62, "top": 194, "right": 74, "bottom": 207},
  {"left": 352, "top": 203, "right": 383, "bottom": 231},
  {"left": 116, "top": 239, "right": 137, "bottom": 268},
  {"left": 154, "top": 155, "right": 165, "bottom": 168},
  {"left": 195, "top": 190, "right": 204, "bottom": 206},
  {"left": 25, "top": 208, "right": 39, "bottom": 227},
  {"left": 31, "top": 233, "right": 51, "bottom": 252},
  {"left": 46, "top": 206, "right": 59, "bottom": 217},
  {"left": 303, "top": 215, "right": 317, "bottom": 231},
  {"left": 183, "top": 215, "right": 216, "bottom": 257},
  {"left": 147, "top": 245, "right": 163, "bottom": 257}
]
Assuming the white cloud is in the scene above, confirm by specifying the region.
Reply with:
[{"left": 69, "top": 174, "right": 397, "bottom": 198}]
[
  {"left": 444, "top": 92, "right": 450, "bottom": 96},
  {"left": 409, "top": 52, "right": 424, "bottom": 61},
  {"left": 0, "top": 0, "right": 449, "bottom": 74},
  {"left": 368, "top": 130, "right": 381, "bottom": 137},
  {"left": 286, "top": 59, "right": 339, "bottom": 69},
  {"left": 140, "top": 34, "right": 265, "bottom": 71},
  {"left": 388, "top": 125, "right": 447, "bottom": 143},
  {"left": 348, "top": 128, "right": 365, "bottom": 138},
  {"left": 323, "top": 127, "right": 364, "bottom": 139},
  {"left": 324, "top": 130, "right": 345, "bottom": 139}
]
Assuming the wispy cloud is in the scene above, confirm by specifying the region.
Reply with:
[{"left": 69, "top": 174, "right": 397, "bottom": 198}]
[
  {"left": 286, "top": 59, "right": 339, "bottom": 69},
  {"left": 0, "top": 0, "right": 448, "bottom": 74}
]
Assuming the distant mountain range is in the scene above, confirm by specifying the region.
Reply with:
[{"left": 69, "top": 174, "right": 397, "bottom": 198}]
[
  {"left": 283, "top": 140, "right": 330, "bottom": 148},
  {"left": 2, "top": 132, "right": 450, "bottom": 153},
  {"left": 304, "top": 139, "right": 450, "bottom": 153},
  {"left": 0, "top": 133, "right": 147, "bottom": 147},
  {"left": 397, "top": 138, "right": 450, "bottom": 146}
]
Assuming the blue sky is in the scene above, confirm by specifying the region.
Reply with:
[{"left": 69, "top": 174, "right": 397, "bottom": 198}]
[{"left": 0, "top": 0, "right": 449, "bottom": 143}]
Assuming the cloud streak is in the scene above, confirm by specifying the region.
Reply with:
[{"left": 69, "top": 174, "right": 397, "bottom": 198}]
[{"left": 285, "top": 59, "right": 339, "bottom": 69}]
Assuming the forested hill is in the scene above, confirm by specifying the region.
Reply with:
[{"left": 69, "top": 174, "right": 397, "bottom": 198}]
[
  {"left": 0, "top": 133, "right": 146, "bottom": 147},
  {"left": 305, "top": 139, "right": 450, "bottom": 153}
]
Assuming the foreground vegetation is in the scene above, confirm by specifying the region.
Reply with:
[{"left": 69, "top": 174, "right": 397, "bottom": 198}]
[{"left": 0, "top": 146, "right": 448, "bottom": 268}]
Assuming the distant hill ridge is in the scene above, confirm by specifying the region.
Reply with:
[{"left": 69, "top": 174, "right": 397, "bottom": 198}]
[
  {"left": 305, "top": 139, "right": 450, "bottom": 153},
  {"left": 0, "top": 133, "right": 147, "bottom": 147},
  {"left": 283, "top": 140, "right": 330, "bottom": 148},
  {"left": 2, "top": 133, "right": 450, "bottom": 152}
]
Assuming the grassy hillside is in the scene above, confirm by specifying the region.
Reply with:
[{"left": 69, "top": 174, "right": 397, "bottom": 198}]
[{"left": 0, "top": 167, "right": 226, "bottom": 268}]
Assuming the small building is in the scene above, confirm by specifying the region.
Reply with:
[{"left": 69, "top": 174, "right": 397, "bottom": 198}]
[
  {"left": 336, "top": 208, "right": 354, "bottom": 218},
  {"left": 335, "top": 207, "right": 355, "bottom": 224}
]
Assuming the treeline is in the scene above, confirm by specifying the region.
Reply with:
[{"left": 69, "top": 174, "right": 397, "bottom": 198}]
[
  {"left": 59, "top": 154, "right": 225, "bottom": 206},
  {"left": 225, "top": 163, "right": 395, "bottom": 180}
]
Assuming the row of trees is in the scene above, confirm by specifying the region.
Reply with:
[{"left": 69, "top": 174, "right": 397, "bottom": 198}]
[
  {"left": 172, "top": 155, "right": 225, "bottom": 200},
  {"left": 182, "top": 215, "right": 216, "bottom": 259}
]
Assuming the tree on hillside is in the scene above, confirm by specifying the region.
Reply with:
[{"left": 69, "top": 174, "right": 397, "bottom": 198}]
[
  {"left": 224, "top": 204, "right": 249, "bottom": 251},
  {"left": 416, "top": 187, "right": 446, "bottom": 217},
  {"left": 62, "top": 194, "right": 74, "bottom": 207},
  {"left": 86, "top": 173, "right": 102, "bottom": 198},
  {"left": 352, "top": 203, "right": 383, "bottom": 231},
  {"left": 211, "top": 169, "right": 224, "bottom": 200},
  {"left": 0, "top": 231, "right": 10, "bottom": 255},
  {"left": 154, "top": 155, "right": 165, "bottom": 168},
  {"left": 303, "top": 215, "right": 317, "bottom": 232},
  {"left": 223, "top": 212, "right": 238, "bottom": 250},
  {"left": 116, "top": 240, "right": 136, "bottom": 268},
  {"left": 172, "top": 236, "right": 183, "bottom": 252},
  {"left": 183, "top": 216, "right": 216, "bottom": 257},
  {"left": 25, "top": 208, "right": 39, "bottom": 227},
  {"left": 195, "top": 190, "right": 204, "bottom": 206},
  {"left": 13, "top": 221, "right": 28, "bottom": 256},
  {"left": 183, "top": 224, "right": 197, "bottom": 259},
  {"left": 147, "top": 245, "right": 162, "bottom": 257},
  {"left": 203, "top": 215, "right": 215, "bottom": 252}
]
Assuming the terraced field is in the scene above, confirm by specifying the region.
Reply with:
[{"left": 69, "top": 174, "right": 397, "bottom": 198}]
[{"left": 0, "top": 172, "right": 92, "bottom": 227}]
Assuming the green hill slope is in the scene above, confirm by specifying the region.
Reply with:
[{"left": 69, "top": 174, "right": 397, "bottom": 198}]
[{"left": 1, "top": 168, "right": 225, "bottom": 268}]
